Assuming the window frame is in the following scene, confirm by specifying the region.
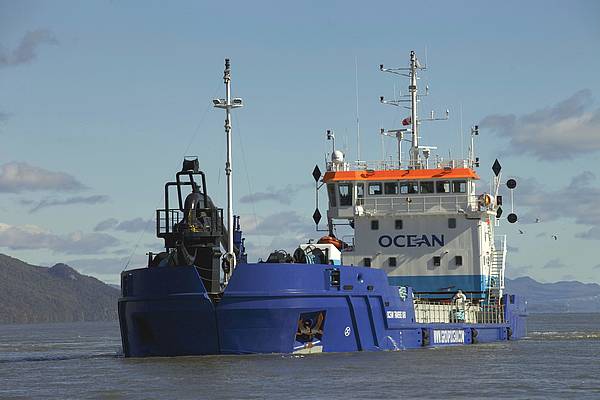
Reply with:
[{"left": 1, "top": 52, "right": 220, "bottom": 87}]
[
  {"left": 338, "top": 182, "right": 353, "bottom": 206},
  {"left": 368, "top": 182, "right": 383, "bottom": 196},
  {"left": 400, "top": 181, "right": 419, "bottom": 194},
  {"left": 436, "top": 180, "right": 451, "bottom": 194},
  {"left": 384, "top": 182, "right": 399, "bottom": 195},
  {"left": 420, "top": 181, "right": 435, "bottom": 194},
  {"left": 356, "top": 182, "right": 365, "bottom": 198},
  {"left": 452, "top": 180, "right": 467, "bottom": 194}
]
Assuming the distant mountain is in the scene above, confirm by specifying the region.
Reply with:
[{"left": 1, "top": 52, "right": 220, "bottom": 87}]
[
  {"left": 0, "top": 254, "right": 120, "bottom": 324},
  {"left": 506, "top": 276, "right": 600, "bottom": 313}
]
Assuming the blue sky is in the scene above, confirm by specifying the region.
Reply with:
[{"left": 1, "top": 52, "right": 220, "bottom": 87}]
[{"left": 1, "top": 0, "right": 599, "bottom": 284}]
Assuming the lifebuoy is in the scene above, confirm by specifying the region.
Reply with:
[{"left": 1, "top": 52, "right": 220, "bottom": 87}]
[{"left": 478, "top": 194, "right": 492, "bottom": 207}]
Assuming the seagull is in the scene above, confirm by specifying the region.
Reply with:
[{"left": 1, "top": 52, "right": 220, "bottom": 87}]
[
  {"left": 518, "top": 229, "right": 525, "bottom": 234},
  {"left": 552, "top": 235, "right": 558, "bottom": 240}
]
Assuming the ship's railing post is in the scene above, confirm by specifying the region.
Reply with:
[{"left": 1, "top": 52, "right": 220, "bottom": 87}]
[{"left": 483, "top": 305, "right": 490, "bottom": 324}]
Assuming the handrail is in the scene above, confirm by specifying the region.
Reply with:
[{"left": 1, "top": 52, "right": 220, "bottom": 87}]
[
  {"left": 156, "top": 209, "right": 182, "bottom": 235},
  {"left": 356, "top": 194, "right": 479, "bottom": 215},
  {"left": 327, "top": 158, "right": 474, "bottom": 172},
  {"left": 413, "top": 299, "right": 504, "bottom": 324}
]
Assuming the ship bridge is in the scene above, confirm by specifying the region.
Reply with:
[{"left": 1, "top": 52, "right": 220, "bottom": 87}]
[{"left": 323, "top": 163, "right": 480, "bottom": 219}]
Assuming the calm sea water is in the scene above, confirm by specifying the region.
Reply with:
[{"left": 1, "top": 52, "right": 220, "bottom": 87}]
[{"left": 1, "top": 314, "right": 599, "bottom": 400}]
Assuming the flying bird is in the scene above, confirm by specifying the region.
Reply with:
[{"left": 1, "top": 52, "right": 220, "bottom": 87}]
[
  {"left": 552, "top": 235, "right": 558, "bottom": 240},
  {"left": 518, "top": 229, "right": 525, "bottom": 234},
  {"left": 535, "top": 218, "right": 542, "bottom": 223}
]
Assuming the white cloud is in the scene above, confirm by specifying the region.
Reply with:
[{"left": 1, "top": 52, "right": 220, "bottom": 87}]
[
  {"left": 0, "top": 162, "right": 85, "bottom": 193},
  {"left": 575, "top": 227, "right": 600, "bottom": 240},
  {"left": 240, "top": 210, "right": 317, "bottom": 260},
  {"left": 515, "top": 171, "right": 600, "bottom": 231},
  {"left": 481, "top": 90, "right": 600, "bottom": 160},
  {"left": 114, "top": 217, "right": 153, "bottom": 233},
  {"left": 506, "top": 245, "right": 520, "bottom": 253},
  {"left": 22, "top": 195, "right": 108, "bottom": 213},
  {"left": 239, "top": 183, "right": 313, "bottom": 205},
  {"left": 94, "top": 217, "right": 153, "bottom": 233},
  {"left": 94, "top": 218, "right": 119, "bottom": 232},
  {"left": 63, "top": 255, "right": 148, "bottom": 275},
  {"left": 0, "top": 29, "right": 58, "bottom": 67},
  {"left": 244, "top": 210, "right": 314, "bottom": 236},
  {"left": 560, "top": 274, "right": 577, "bottom": 281},
  {"left": 0, "top": 223, "right": 119, "bottom": 254},
  {"left": 506, "top": 264, "right": 533, "bottom": 279},
  {"left": 543, "top": 258, "right": 566, "bottom": 270}
]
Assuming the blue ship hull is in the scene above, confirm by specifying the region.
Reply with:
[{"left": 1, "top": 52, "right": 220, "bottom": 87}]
[{"left": 118, "top": 263, "right": 527, "bottom": 357}]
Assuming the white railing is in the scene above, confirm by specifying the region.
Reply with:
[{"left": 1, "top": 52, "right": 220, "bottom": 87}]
[
  {"left": 414, "top": 300, "right": 505, "bottom": 324},
  {"left": 488, "top": 235, "right": 507, "bottom": 297},
  {"left": 327, "top": 158, "right": 474, "bottom": 172},
  {"left": 356, "top": 194, "right": 479, "bottom": 215},
  {"left": 327, "top": 160, "right": 399, "bottom": 172}
]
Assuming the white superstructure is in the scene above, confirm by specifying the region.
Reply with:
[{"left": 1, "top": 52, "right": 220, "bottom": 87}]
[{"left": 318, "top": 51, "right": 516, "bottom": 302}]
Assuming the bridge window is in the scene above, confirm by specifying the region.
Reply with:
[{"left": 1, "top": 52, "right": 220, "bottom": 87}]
[
  {"left": 452, "top": 180, "right": 467, "bottom": 193},
  {"left": 327, "top": 184, "right": 336, "bottom": 207},
  {"left": 448, "top": 218, "right": 457, "bottom": 229},
  {"left": 371, "top": 220, "right": 379, "bottom": 230},
  {"left": 420, "top": 181, "right": 434, "bottom": 194},
  {"left": 388, "top": 257, "right": 397, "bottom": 267},
  {"left": 436, "top": 181, "right": 451, "bottom": 193},
  {"left": 400, "top": 181, "right": 418, "bottom": 194},
  {"left": 384, "top": 182, "right": 398, "bottom": 195},
  {"left": 368, "top": 183, "right": 382, "bottom": 195},
  {"left": 395, "top": 219, "right": 403, "bottom": 230},
  {"left": 433, "top": 256, "right": 441, "bottom": 267},
  {"left": 455, "top": 256, "right": 463, "bottom": 266},
  {"left": 339, "top": 183, "right": 352, "bottom": 206},
  {"left": 356, "top": 183, "right": 364, "bottom": 198}
]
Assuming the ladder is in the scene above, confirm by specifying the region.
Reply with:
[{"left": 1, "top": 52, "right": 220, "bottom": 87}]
[{"left": 487, "top": 235, "right": 507, "bottom": 303}]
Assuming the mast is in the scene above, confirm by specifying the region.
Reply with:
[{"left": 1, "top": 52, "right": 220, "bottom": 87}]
[
  {"left": 409, "top": 50, "right": 419, "bottom": 169},
  {"left": 380, "top": 51, "right": 447, "bottom": 170},
  {"left": 355, "top": 56, "right": 361, "bottom": 162},
  {"left": 213, "top": 59, "right": 243, "bottom": 282},
  {"left": 379, "top": 50, "right": 424, "bottom": 169}
]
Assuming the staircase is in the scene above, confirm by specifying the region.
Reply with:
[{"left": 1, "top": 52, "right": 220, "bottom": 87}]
[{"left": 487, "top": 235, "right": 507, "bottom": 303}]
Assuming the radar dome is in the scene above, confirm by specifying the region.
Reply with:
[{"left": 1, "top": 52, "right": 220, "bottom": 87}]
[{"left": 332, "top": 150, "right": 345, "bottom": 164}]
